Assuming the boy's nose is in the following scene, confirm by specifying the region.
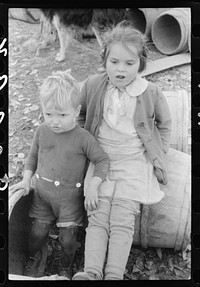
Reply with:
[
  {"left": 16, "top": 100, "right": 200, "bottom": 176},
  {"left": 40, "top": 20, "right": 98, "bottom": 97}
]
[{"left": 52, "top": 117, "right": 59, "bottom": 125}]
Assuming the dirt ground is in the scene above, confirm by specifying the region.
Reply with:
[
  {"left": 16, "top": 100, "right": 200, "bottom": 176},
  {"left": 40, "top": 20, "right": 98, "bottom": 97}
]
[{"left": 8, "top": 18, "right": 191, "bottom": 280}]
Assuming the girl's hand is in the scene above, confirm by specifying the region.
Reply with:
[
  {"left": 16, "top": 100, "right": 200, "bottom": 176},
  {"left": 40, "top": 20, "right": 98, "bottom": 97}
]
[
  {"left": 9, "top": 180, "right": 30, "bottom": 198},
  {"left": 84, "top": 176, "right": 102, "bottom": 211}
]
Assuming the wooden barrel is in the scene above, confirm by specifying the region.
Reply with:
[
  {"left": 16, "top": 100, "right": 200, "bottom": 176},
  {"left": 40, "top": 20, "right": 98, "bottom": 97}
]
[
  {"left": 9, "top": 189, "right": 48, "bottom": 277},
  {"left": 151, "top": 8, "right": 191, "bottom": 55},
  {"left": 163, "top": 90, "right": 189, "bottom": 153},
  {"left": 133, "top": 148, "right": 191, "bottom": 250}
]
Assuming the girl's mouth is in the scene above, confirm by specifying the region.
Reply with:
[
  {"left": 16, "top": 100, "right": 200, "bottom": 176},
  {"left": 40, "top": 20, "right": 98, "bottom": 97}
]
[{"left": 116, "top": 75, "right": 125, "bottom": 79}]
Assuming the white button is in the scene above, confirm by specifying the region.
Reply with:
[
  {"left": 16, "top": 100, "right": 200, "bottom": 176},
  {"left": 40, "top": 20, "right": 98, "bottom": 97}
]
[
  {"left": 54, "top": 181, "right": 60, "bottom": 186},
  {"left": 76, "top": 183, "right": 81, "bottom": 188}
]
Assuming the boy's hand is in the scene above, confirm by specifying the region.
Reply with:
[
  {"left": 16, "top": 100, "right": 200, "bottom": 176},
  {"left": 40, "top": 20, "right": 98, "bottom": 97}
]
[
  {"left": 9, "top": 180, "right": 30, "bottom": 198},
  {"left": 84, "top": 176, "right": 102, "bottom": 211}
]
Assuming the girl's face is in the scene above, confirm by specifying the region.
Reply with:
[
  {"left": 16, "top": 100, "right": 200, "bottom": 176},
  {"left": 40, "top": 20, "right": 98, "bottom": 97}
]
[
  {"left": 43, "top": 102, "right": 81, "bottom": 133},
  {"left": 106, "top": 42, "right": 140, "bottom": 88}
]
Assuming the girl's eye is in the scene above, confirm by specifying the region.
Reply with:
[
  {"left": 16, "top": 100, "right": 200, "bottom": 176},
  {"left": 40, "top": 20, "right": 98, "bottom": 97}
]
[
  {"left": 61, "top": 114, "right": 66, "bottom": 117},
  {"left": 46, "top": 113, "right": 51, "bottom": 116}
]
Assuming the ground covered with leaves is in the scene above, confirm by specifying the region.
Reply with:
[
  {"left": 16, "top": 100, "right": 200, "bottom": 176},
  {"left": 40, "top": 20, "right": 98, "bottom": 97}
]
[{"left": 9, "top": 18, "right": 191, "bottom": 280}]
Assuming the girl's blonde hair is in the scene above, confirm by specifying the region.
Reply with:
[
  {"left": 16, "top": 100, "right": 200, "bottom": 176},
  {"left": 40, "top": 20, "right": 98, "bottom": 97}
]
[
  {"left": 40, "top": 69, "right": 81, "bottom": 110},
  {"left": 100, "top": 20, "right": 149, "bottom": 72}
]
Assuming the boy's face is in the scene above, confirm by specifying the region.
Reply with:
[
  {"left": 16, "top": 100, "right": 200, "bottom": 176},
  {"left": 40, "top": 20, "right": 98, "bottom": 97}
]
[
  {"left": 106, "top": 42, "right": 140, "bottom": 89},
  {"left": 43, "top": 103, "right": 81, "bottom": 133}
]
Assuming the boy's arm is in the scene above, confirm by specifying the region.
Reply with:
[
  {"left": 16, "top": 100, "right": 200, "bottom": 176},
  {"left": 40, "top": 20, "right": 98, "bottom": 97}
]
[
  {"left": 155, "top": 86, "right": 172, "bottom": 153},
  {"left": 24, "top": 127, "right": 39, "bottom": 172},
  {"left": 83, "top": 131, "right": 109, "bottom": 181},
  {"left": 9, "top": 127, "right": 40, "bottom": 197}
]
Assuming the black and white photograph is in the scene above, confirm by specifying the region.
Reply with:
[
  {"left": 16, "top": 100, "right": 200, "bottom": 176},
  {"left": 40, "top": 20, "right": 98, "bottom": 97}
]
[{"left": 8, "top": 7, "right": 191, "bottom": 281}]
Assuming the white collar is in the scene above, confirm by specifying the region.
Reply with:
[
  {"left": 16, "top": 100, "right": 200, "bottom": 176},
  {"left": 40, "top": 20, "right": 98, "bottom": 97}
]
[{"left": 107, "top": 75, "right": 148, "bottom": 97}]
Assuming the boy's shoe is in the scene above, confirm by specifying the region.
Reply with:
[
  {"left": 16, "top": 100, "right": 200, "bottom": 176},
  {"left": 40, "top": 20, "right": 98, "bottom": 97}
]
[
  {"left": 24, "top": 256, "right": 40, "bottom": 277},
  {"left": 59, "top": 268, "right": 72, "bottom": 280},
  {"left": 72, "top": 271, "right": 100, "bottom": 280}
]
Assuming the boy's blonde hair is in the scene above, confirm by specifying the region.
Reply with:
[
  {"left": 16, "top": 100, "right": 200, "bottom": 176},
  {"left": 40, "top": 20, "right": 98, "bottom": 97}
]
[
  {"left": 40, "top": 69, "right": 81, "bottom": 110},
  {"left": 100, "top": 20, "right": 149, "bottom": 73}
]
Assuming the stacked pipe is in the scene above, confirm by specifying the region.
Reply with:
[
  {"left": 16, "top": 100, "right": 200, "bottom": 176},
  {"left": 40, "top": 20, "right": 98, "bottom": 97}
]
[
  {"left": 151, "top": 8, "right": 191, "bottom": 55},
  {"left": 130, "top": 8, "right": 191, "bottom": 55}
]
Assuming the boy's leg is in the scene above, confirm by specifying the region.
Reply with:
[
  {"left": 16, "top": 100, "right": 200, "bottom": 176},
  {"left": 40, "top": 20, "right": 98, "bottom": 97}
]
[
  {"left": 104, "top": 198, "right": 140, "bottom": 280},
  {"left": 24, "top": 218, "right": 51, "bottom": 277},
  {"left": 58, "top": 226, "right": 80, "bottom": 278},
  {"left": 72, "top": 197, "right": 111, "bottom": 280}
]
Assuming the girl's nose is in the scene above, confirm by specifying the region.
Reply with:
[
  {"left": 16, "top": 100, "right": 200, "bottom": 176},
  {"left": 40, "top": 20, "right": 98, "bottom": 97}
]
[{"left": 117, "top": 63, "right": 125, "bottom": 71}]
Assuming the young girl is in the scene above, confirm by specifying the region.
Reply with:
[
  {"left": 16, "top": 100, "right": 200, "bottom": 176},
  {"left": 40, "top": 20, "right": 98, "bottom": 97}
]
[
  {"left": 72, "top": 21, "right": 172, "bottom": 280},
  {"left": 9, "top": 70, "right": 109, "bottom": 279}
]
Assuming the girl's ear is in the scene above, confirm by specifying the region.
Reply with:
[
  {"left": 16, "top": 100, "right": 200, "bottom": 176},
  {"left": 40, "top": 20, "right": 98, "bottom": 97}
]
[{"left": 76, "top": 105, "right": 82, "bottom": 117}]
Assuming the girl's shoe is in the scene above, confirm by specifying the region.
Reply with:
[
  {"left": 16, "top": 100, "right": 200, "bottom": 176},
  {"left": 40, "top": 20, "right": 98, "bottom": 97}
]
[{"left": 72, "top": 271, "right": 100, "bottom": 280}]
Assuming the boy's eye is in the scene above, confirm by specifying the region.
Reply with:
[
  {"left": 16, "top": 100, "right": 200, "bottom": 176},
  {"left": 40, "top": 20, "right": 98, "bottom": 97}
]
[
  {"left": 45, "top": 113, "right": 51, "bottom": 116},
  {"left": 61, "top": 114, "right": 66, "bottom": 117}
]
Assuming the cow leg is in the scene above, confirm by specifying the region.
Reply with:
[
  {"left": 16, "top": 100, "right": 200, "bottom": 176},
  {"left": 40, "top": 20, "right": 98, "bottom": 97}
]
[
  {"left": 53, "top": 14, "right": 72, "bottom": 62},
  {"left": 92, "top": 26, "right": 103, "bottom": 48}
]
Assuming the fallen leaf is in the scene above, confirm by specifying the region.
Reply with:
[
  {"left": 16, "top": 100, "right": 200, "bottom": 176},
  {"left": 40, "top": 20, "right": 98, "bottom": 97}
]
[
  {"left": 20, "top": 63, "right": 27, "bottom": 68},
  {"left": 149, "top": 274, "right": 159, "bottom": 280},
  {"left": 9, "top": 131, "right": 15, "bottom": 137},
  {"left": 29, "top": 69, "right": 38, "bottom": 75},
  {"left": 155, "top": 248, "right": 162, "bottom": 259},
  {"left": 174, "top": 268, "right": 182, "bottom": 277},
  {"left": 9, "top": 172, "right": 15, "bottom": 178},
  {"left": 182, "top": 250, "right": 187, "bottom": 261},
  {"left": 49, "top": 235, "right": 58, "bottom": 239},
  {"left": 175, "top": 263, "right": 185, "bottom": 270},
  {"left": 29, "top": 104, "right": 39, "bottom": 111},
  {"left": 23, "top": 107, "right": 30, "bottom": 114},
  {"left": 135, "top": 257, "right": 144, "bottom": 271},
  {"left": 10, "top": 99, "right": 21, "bottom": 108},
  {"left": 34, "top": 122, "right": 40, "bottom": 126},
  {"left": 145, "top": 260, "right": 154, "bottom": 270},
  {"left": 132, "top": 266, "right": 141, "bottom": 273},
  {"left": 18, "top": 153, "right": 25, "bottom": 159},
  {"left": 10, "top": 59, "right": 18, "bottom": 66},
  {"left": 168, "top": 258, "right": 174, "bottom": 271},
  {"left": 9, "top": 72, "right": 17, "bottom": 79}
]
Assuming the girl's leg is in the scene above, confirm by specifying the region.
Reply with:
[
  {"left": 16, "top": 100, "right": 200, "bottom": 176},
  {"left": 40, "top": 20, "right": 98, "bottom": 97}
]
[
  {"left": 24, "top": 218, "right": 51, "bottom": 277},
  {"left": 73, "top": 197, "right": 111, "bottom": 280},
  {"left": 104, "top": 198, "right": 140, "bottom": 280}
]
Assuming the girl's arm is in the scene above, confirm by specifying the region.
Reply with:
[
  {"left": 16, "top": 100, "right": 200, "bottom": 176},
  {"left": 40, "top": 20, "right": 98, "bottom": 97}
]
[
  {"left": 83, "top": 131, "right": 109, "bottom": 211},
  {"left": 155, "top": 86, "right": 172, "bottom": 153}
]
